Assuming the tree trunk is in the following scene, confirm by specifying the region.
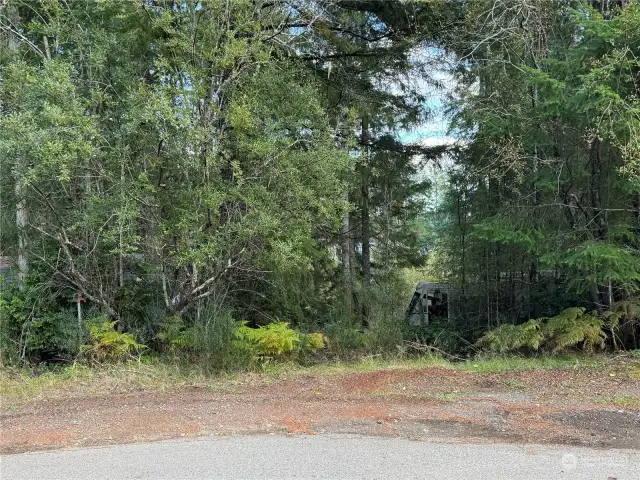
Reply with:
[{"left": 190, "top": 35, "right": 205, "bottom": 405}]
[
  {"left": 15, "top": 170, "right": 28, "bottom": 289},
  {"left": 589, "top": 138, "right": 606, "bottom": 239},
  {"left": 340, "top": 209, "right": 352, "bottom": 315},
  {"left": 589, "top": 283, "right": 602, "bottom": 311},
  {"left": 589, "top": 138, "right": 607, "bottom": 312},
  {"left": 7, "top": 6, "right": 27, "bottom": 289},
  {"left": 457, "top": 191, "right": 466, "bottom": 295},
  {"left": 118, "top": 157, "right": 125, "bottom": 290},
  {"left": 360, "top": 114, "right": 371, "bottom": 287}
]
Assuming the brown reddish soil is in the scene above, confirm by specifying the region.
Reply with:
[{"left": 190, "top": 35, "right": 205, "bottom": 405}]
[{"left": 2, "top": 362, "right": 639, "bottom": 454}]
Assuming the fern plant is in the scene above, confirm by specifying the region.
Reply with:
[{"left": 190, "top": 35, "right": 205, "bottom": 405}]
[
  {"left": 235, "top": 321, "right": 301, "bottom": 358},
  {"left": 542, "top": 307, "right": 605, "bottom": 353},
  {"left": 301, "top": 332, "right": 326, "bottom": 353},
  {"left": 81, "top": 318, "right": 146, "bottom": 362},
  {"left": 478, "top": 307, "right": 615, "bottom": 354},
  {"left": 478, "top": 320, "right": 543, "bottom": 353},
  {"left": 155, "top": 316, "right": 198, "bottom": 352}
]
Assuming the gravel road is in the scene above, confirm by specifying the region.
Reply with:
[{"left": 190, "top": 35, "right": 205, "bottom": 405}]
[{"left": 3, "top": 434, "right": 639, "bottom": 480}]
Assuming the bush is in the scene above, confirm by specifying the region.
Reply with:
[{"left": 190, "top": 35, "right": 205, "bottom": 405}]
[
  {"left": 24, "top": 310, "right": 80, "bottom": 363},
  {"left": 325, "top": 323, "right": 372, "bottom": 355},
  {"left": 0, "top": 287, "right": 31, "bottom": 364},
  {"left": 0, "top": 286, "right": 81, "bottom": 365},
  {"left": 302, "top": 332, "right": 326, "bottom": 353},
  {"left": 324, "top": 277, "right": 409, "bottom": 358},
  {"left": 406, "top": 316, "right": 482, "bottom": 355},
  {"left": 155, "top": 316, "right": 191, "bottom": 353},
  {"left": 363, "top": 282, "right": 406, "bottom": 353},
  {"left": 479, "top": 320, "right": 543, "bottom": 354},
  {"left": 235, "top": 321, "right": 301, "bottom": 358},
  {"left": 81, "top": 318, "right": 146, "bottom": 363},
  {"left": 478, "top": 307, "right": 614, "bottom": 354},
  {"left": 157, "top": 313, "right": 327, "bottom": 367},
  {"left": 543, "top": 307, "right": 606, "bottom": 353}
]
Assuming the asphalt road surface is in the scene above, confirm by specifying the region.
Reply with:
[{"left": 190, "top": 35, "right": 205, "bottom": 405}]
[{"left": 2, "top": 434, "right": 639, "bottom": 480}]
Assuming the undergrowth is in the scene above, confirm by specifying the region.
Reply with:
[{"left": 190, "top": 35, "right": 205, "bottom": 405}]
[
  {"left": 477, "top": 307, "right": 621, "bottom": 354},
  {"left": 0, "top": 353, "right": 618, "bottom": 404}
]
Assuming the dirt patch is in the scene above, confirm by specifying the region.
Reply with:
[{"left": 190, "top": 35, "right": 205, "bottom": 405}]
[
  {"left": 549, "top": 409, "right": 640, "bottom": 449},
  {"left": 2, "top": 362, "right": 639, "bottom": 454},
  {"left": 410, "top": 418, "right": 520, "bottom": 441}
]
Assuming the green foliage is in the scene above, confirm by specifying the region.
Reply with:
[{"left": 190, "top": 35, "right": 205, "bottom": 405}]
[
  {"left": 3, "top": 0, "right": 640, "bottom": 366},
  {"left": 479, "top": 320, "right": 543, "bottom": 354},
  {"left": 155, "top": 313, "right": 328, "bottom": 367},
  {"left": 434, "top": 0, "right": 640, "bottom": 345},
  {"left": 0, "top": 286, "right": 79, "bottom": 365},
  {"left": 302, "top": 332, "right": 326, "bottom": 353},
  {"left": 478, "top": 307, "right": 613, "bottom": 354},
  {"left": 544, "top": 243, "right": 640, "bottom": 295},
  {"left": 323, "top": 277, "right": 414, "bottom": 357},
  {"left": 362, "top": 279, "right": 409, "bottom": 353},
  {"left": 0, "top": 0, "right": 460, "bottom": 366},
  {"left": 23, "top": 311, "right": 79, "bottom": 361},
  {"left": 153, "top": 311, "right": 255, "bottom": 370},
  {"left": 542, "top": 308, "right": 605, "bottom": 353},
  {"left": 155, "top": 316, "right": 192, "bottom": 352},
  {"left": 81, "top": 318, "right": 146, "bottom": 363},
  {"left": 472, "top": 218, "right": 544, "bottom": 254},
  {"left": 409, "top": 317, "right": 482, "bottom": 355},
  {"left": 235, "top": 321, "right": 301, "bottom": 358},
  {"left": 0, "top": 287, "right": 29, "bottom": 364},
  {"left": 325, "top": 324, "right": 373, "bottom": 356}
]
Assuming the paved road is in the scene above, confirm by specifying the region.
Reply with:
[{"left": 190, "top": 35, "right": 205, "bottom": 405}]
[{"left": 2, "top": 434, "right": 639, "bottom": 480}]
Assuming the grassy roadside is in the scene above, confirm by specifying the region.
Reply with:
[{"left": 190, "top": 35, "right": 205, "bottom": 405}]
[{"left": 1, "top": 354, "right": 636, "bottom": 405}]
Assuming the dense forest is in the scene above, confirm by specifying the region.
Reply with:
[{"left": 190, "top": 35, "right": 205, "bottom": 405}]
[{"left": 1, "top": 0, "right": 639, "bottom": 367}]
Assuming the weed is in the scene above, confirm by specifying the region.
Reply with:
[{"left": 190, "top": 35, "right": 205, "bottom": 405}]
[
  {"left": 81, "top": 319, "right": 146, "bottom": 363},
  {"left": 0, "top": 354, "right": 621, "bottom": 403},
  {"left": 598, "top": 395, "right": 640, "bottom": 409},
  {"left": 456, "top": 355, "right": 605, "bottom": 373},
  {"left": 611, "top": 396, "right": 640, "bottom": 408},
  {"left": 236, "top": 321, "right": 300, "bottom": 357},
  {"left": 207, "top": 385, "right": 243, "bottom": 395},
  {"left": 502, "top": 378, "right": 526, "bottom": 389}
]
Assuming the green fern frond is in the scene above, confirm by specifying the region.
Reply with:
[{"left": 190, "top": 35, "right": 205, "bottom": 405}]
[
  {"left": 478, "top": 306, "right": 615, "bottom": 354},
  {"left": 83, "top": 319, "right": 146, "bottom": 362},
  {"left": 234, "top": 321, "right": 301, "bottom": 357}
]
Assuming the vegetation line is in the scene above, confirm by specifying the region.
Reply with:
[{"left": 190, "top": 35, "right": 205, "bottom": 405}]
[{"left": 0, "top": 1, "right": 638, "bottom": 371}]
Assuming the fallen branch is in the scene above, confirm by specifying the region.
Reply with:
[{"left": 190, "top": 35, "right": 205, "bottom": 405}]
[{"left": 403, "top": 341, "right": 467, "bottom": 361}]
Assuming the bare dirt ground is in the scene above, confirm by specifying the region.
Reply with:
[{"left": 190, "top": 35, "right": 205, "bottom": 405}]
[{"left": 2, "top": 358, "right": 639, "bottom": 455}]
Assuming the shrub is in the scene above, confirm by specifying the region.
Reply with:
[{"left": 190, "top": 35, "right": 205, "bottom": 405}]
[
  {"left": 24, "top": 310, "right": 80, "bottom": 363},
  {"left": 0, "top": 287, "right": 31, "bottom": 364},
  {"left": 0, "top": 286, "right": 80, "bottom": 365},
  {"left": 155, "top": 316, "right": 192, "bottom": 353},
  {"left": 325, "top": 324, "right": 372, "bottom": 355},
  {"left": 407, "top": 316, "right": 481, "bottom": 355},
  {"left": 479, "top": 320, "right": 543, "bottom": 354},
  {"left": 362, "top": 279, "right": 407, "bottom": 352},
  {"left": 235, "top": 321, "right": 300, "bottom": 357},
  {"left": 302, "top": 332, "right": 326, "bottom": 353},
  {"left": 81, "top": 318, "right": 146, "bottom": 363},
  {"left": 154, "top": 311, "right": 258, "bottom": 370},
  {"left": 478, "top": 307, "right": 613, "bottom": 354},
  {"left": 542, "top": 307, "right": 605, "bottom": 353}
]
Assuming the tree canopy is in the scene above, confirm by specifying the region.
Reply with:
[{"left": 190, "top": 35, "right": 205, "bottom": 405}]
[{"left": 1, "top": 0, "right": 638, "bottom": 365}]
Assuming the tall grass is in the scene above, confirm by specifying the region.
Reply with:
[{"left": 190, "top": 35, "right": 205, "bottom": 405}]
[{"left": 1, "top": 353, "right": 619, "bottom": 404}]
